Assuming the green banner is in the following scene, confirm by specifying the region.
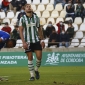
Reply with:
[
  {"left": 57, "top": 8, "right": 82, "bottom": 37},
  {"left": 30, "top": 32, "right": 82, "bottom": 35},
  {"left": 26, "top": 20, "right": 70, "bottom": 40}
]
[
  {"left": 0, "top": 52, "right": 85, "bottom": 67},
  {"left": 42, "top": 52, "right": 85, "bottom": 66},
  {"left": 0, "top": 52, "right": 28, "bottom": 67}
]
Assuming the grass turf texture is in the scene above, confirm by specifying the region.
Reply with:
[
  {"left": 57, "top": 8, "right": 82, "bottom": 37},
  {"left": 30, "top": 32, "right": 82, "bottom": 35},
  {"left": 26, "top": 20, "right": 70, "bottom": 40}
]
[{"left": 0, "top": 66, "right": 85, "bottom": 85}]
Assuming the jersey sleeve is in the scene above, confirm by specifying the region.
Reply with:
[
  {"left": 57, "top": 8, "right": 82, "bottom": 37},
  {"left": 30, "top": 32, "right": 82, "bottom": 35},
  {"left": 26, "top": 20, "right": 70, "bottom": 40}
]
[
  {"left": 19, "top": 17, "right": 23, "bottom": 27},
  {"left": 0, "top": 31, "right": 10, "bottom": 41},
  {"left": 36, "top": 16, "right": 40, "bottom": 28}
]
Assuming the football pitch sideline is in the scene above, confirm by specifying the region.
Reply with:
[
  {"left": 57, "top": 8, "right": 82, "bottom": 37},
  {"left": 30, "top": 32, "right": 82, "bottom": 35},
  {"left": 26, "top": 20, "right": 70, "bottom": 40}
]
[{"left": 0, "top": 66, "right": 85, "bottom": 85}]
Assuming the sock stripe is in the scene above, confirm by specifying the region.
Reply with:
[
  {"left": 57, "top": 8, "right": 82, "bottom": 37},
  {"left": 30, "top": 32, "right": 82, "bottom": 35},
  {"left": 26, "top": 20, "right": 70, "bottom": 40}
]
[
  {"left": 28, "top": 61, "right": 34, "bottom": 71},
  {"left": 35, "top": 59, "right": 41, "bottom": 71},
  {"left": 36, "top": 62, "right": 41, "bottom": 64},
  {"left": 36, "top": 61, "right": 41, "bottom": 67},
  {"left": 28, "top": 66, "right": 34, "bottom": 68},
  {"left": 36, "top": 63, "right": 41, "bottom": 66},
  {"left": 29, "top": 69, "right": 34, "bottom": 71},
  {"left": 28, "top": 64, "right": 33, "bottom": 65},
  {"left": 28, "top": 60, "right": 35, "bottom": 77}
]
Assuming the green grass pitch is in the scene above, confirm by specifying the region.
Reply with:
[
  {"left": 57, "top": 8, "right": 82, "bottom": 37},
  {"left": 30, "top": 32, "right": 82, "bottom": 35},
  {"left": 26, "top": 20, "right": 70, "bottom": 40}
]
[{"left": 0, "top": 66, "right": 85, "bottom": 85}]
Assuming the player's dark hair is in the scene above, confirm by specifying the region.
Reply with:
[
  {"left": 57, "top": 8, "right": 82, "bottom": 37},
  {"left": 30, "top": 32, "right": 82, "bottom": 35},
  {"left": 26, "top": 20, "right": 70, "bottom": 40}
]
[{"left": 5, "top": 39, "right": 16, "bottom": 48}]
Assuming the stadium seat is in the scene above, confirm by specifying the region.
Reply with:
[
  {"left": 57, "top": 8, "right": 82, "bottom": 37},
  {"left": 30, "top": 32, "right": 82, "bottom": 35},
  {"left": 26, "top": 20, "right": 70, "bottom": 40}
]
[
  {"left": 9, "top": 0, "right": 12, "bottom": 1},
  {"left": 83, "top": 18, "right": 85, "bottom": 23},
  {"left": 3, "top": 18, "right": 10, "bottom": 24},
  {"left": 78, "top": 45, "right": 84, "bottom": 48},
  {"left": 34, "top": 11, "right": 41, "bottom": 17},
  {"left": 46, "top": 4, "right": 54, "bottom": 12},
  {"left": 59, "top": 46, "right": 66, "bottom": 48},
  {"left": 15, "top": 39, "right": 23, "bottom": 48},
  {"left": 64, "top": 4, "right": 69, "bottom": 10},
  {"left": 37, "top": 4, "right": 45, "bottom": 12},
  {"left": 0, "top": 12, "right": 6, "bottom": 19},
  {"left": 40, "top": 17, "right": 46, "bottom": 25},
  {"left": 15, "top": 43, "right": 23, "bottom": 48},
  {"left": 42, "top": 10, "right": 50, "bottom": 18},
  {"left": 64, "top": 24, "right": 68, "bottom": 31},
  {"left": 68, "top": 45, "right": 74, "bottom": 48},
  {"left": 83, "top": 3, "right": 85, "bottom": 8},
  {"left": 59, "top": 10, "right": 66, "bottom": 18},
  {"left": 72, "top": 23, "right": 78, "bottom": 32},
  {"left": 41, "top": 0, "right": 49, "bottom": 5},
  {"left": 74, "top": 4, "right": 78, "bottom": 11},
  {"left": 43, "top": 24, "right": 48, "bottom": 30},
  {"left": 47, "top": 17, "right": 55, "bottom": 24},
  {"left": 65, "top": 17, "right": 73, "bottom": 22},
  {"left": 14, "top": 44, "right": 20, "bottom": 48},
  {"left": 14, "top": 11, "right": 20, "bottom": 18},
  {"left": 55, "top": 3, "right": 63, "bottom": 11},
  {"left": 51, "top": 10, "right": 59, "bottom": 18},
  {"left": 74, "top": 31, "right": 83, "bottom": 39},
  {"left": 83, "top": 36, "right": 85, "bottom": 38},
  {"left": 64, "top": 3, "right": 77, "bottom": 11},
  {"left": 26, "top": 0, "right": 31, "bottom": 4},
  {"left": 6, "top": 11, "right": 14, "bottom": 19},
  {"left": 0, "top": 0, "right": 1, "bottom": 3},
  {"left": 19, "top": 44, "right": 23, "bottom": 47},
  {"left": 56, "top": 17, "right": 64, "bottom": 23},
  {"left": 32, "top": 0, "right": 40, "bottom": 5},
  {"left": 49, "top": 0, "right": 54, "bottom": 4},
  {"left": 79, "top": 23, "right": 85, "bottom": 32},
  {"left": 49, "top": 45, "right": 57, "bottom": 48},
  {"left": 10, "top": 18, "right": 18, "bottom": 26},
  {"left": 31, "top": 4, "right": 36, "bottom": 11},
  {"left": 79, "top": 38, "right": 85, "bottom": 47},
  {"left": 70, "top": 38, "right": 79, "bottom": 47},
  {"left": 53, "top": 24, "right": 58, "bottom": 31},
  {"left": 74, "top": 17, "right": 82, "bottom": 25},
  {"left": 44, "top": 38, "right": 49, "bottom": 48}
]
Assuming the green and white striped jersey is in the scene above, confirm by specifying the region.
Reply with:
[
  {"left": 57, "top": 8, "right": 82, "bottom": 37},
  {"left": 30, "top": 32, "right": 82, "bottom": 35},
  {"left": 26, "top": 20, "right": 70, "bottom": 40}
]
[{"left": 19, "top": 14, "right": 40, "bottom": 43}]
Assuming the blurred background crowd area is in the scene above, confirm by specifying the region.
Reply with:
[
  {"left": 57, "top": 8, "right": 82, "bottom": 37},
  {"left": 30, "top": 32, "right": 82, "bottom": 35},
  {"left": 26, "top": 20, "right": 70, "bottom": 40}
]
[{"left": 0, "top": 0, "right": 85, "bottom": 48}]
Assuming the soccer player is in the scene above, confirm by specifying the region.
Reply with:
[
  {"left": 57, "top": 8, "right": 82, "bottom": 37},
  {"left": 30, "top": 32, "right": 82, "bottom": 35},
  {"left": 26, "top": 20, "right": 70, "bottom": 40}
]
[
  {"left": 0, "top": 30, "right": 10, "bottom": 49},
  {"left": 19, "top": 4, "right": 45, "bottom": 81},
  {"left": 0, "top": 30, "right": 16, "bottom": 49}
]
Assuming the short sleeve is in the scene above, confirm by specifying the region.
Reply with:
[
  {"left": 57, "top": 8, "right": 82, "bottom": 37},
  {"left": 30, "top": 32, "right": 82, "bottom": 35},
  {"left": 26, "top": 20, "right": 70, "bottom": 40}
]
[
  {"left": 36, "top": 16, "right": 40, "bottom": 28},
  {"left": 19, "top": 17, "right": 23, "bottom": 26}
]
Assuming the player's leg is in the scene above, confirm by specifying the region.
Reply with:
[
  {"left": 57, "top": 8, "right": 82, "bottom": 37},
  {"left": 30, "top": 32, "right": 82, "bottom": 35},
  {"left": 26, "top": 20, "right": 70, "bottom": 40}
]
[
  {"left": 34, "top": 42, "right": 42, "bottom": 79},
  {"left": 34, "top": 50, "right": 42, "bottom": 80},
  {"left": 26, "top": 52, "right": 35, "bottom": 81},
  {"left": 0, "top": 38, "right": 5, "bottom": 50},
  {"left": 0, "top": 42, "right": 5, "bottom": 50},
  {"left": 35, "top": 50, "right": 42, "bottom": 71},
  {"left": 0, "top": 77, "right": 3, "bottom": 81}
]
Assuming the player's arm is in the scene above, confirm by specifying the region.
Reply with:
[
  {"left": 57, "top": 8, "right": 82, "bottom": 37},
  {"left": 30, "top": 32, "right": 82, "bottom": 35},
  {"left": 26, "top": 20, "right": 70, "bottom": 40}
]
[
  {"left": 36, "top": 16, "right": 45, "bottom": 48},
  {"left": 19, "top": 26, "right": 25, "bottom": 43},
  {"left": 0, "top": 38, "right": 2, "bottom": 42},
  {"left": 38, "top": 26, "right": 45, "bottom": 49},
  {"left": 19, "top": 26, "right": 28, "bottom": 49},
  {"left": 38, "top": 25, "right": 44, "bottom": 40},
  {"left": 36, "top": 16, "right": 44, "bottom": 40},
  {"left": 0, "top": 31, "right": 10, "bottom": 42},
  {"left": 19, "top": 18, "right": 28, "bottom": 49},
  {"left": 37, "top": 16, "right": 45, "bottom": 46}
]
